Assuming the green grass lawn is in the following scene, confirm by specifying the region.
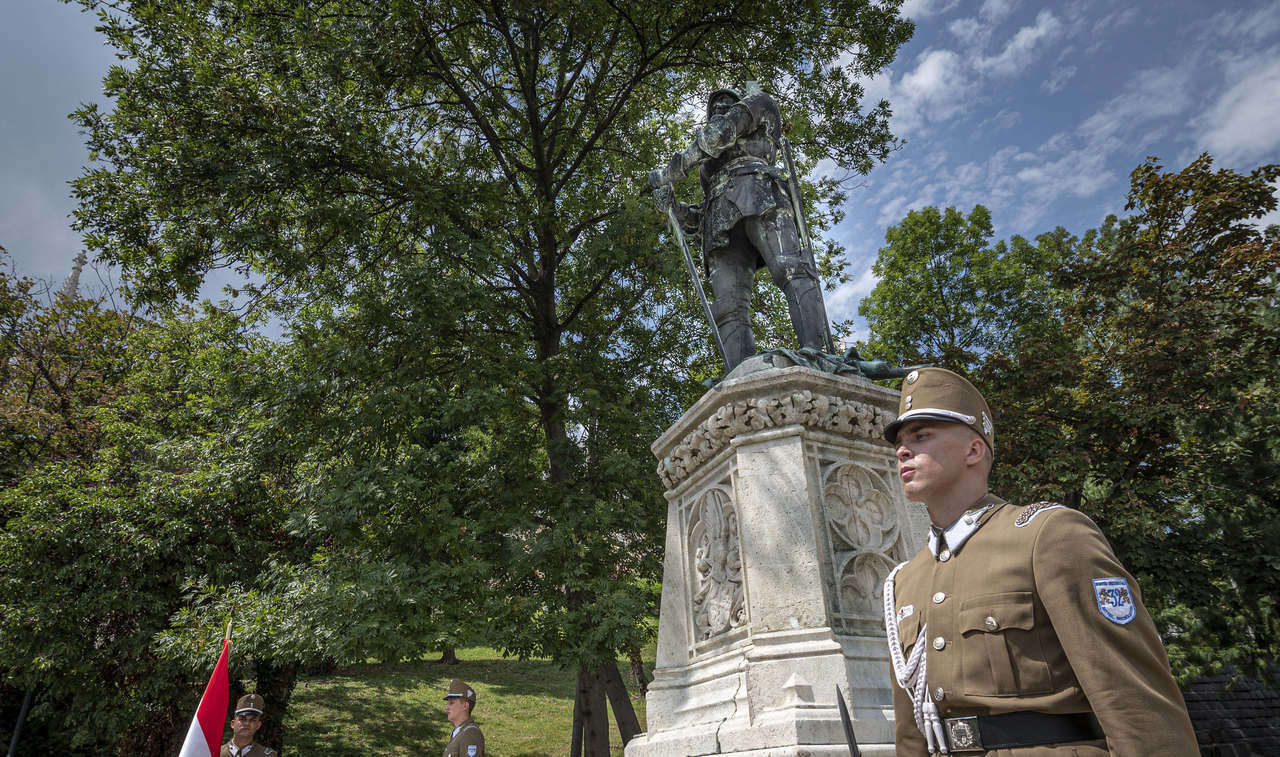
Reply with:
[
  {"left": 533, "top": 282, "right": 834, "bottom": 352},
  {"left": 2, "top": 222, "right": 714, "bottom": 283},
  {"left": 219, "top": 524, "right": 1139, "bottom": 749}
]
[{"left": 284, "top": 648, "right": 649, "bottom": 756}]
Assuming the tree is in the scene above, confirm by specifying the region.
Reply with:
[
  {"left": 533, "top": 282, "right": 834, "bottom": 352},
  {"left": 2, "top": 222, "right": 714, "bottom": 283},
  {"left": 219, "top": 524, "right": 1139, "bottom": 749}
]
[
  {"left": 858, "top": 204, "right": 1065, "bottom": 369},
  {"left": 0, "top": 289, "right": 296, "bottom": 753},
  {"left": 69, "top": 0, "right": 915, "bottom": 751}
]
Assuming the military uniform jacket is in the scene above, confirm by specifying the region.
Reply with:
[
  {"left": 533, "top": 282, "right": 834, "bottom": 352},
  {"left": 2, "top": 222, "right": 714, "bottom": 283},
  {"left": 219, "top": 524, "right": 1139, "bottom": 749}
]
[
  {"left": 220, "top": 741, "right": 275, "bottom": 757},
  {"left": 888, "top": 494, "right": 1198, "bottom": 756},
  {"left": 443, "top": 718, "right": 484, "bottom": 757}
]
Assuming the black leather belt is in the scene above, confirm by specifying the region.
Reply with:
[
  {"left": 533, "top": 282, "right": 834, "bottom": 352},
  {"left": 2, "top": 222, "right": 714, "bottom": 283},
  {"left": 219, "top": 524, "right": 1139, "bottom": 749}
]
[{"left": 942, "top": 711, "right": 1103, "bottom": 753}]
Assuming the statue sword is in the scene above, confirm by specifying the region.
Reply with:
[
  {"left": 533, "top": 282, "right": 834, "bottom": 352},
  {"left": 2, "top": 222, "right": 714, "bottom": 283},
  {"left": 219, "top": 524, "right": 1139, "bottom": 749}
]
[
  {"left": 663, "top": 195, "right": 730, "bottom": 373},
  {"left": 780, "top": 136, "right": 837, "bottom": 355}
]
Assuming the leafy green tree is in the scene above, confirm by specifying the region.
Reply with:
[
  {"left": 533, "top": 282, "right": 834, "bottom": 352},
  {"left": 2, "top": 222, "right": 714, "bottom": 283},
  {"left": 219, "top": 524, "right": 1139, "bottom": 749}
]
[
  {"left": 858, "top": 204, "right": 1066, "bottom": 369},
  {"left": 69, "top": 0, "right": 914, "bottom": 752},
  {"left": 0, "top": 295, "right": 295, "bottom": 753}
]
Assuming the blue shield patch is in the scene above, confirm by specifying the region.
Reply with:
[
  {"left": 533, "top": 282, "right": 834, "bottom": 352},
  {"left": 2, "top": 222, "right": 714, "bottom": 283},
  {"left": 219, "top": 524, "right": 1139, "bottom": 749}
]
[{"left": 1093, "top": 577, "right": 1136, "bottom": 625}]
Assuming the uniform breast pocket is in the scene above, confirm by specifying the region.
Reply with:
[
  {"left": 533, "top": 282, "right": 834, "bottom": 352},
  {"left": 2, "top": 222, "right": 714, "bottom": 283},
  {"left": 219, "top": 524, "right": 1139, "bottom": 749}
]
[
  {"left": 959, "top": 591, "right": 1052, "bottom": 696},
  {"left": 897, "top": 608, "right": 922, "bottom": 659}
]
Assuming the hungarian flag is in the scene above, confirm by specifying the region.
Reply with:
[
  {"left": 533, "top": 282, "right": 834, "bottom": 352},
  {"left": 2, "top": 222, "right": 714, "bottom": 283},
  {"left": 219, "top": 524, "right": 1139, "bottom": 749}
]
[{"left": 177, "top": 639, "right": 230, "bottom": 757}]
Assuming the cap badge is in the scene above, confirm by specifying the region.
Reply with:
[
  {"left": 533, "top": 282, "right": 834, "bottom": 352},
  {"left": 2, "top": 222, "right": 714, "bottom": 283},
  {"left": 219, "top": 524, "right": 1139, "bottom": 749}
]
[
  {"left": 906, "top": 370, "right": 918, "bottom": 384},
  {"left": 981, "top": 412, "right": 993, "bottom": 436}
]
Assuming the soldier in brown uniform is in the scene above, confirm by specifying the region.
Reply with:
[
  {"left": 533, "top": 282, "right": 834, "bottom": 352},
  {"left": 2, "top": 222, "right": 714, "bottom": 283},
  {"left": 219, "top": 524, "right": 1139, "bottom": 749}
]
[
  {"left": 881, "top": 367, "right": 1199, "bottom": 755},
  {"left": 220, "top": 694, "right": 276, "bottom": 757},
  {"left": 442, "top": 679, "right": 484, "bottom": 757}
]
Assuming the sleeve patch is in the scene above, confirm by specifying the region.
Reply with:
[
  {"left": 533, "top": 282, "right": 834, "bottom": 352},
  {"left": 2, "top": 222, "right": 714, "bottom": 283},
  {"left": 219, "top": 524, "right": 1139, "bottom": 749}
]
[
  {"left": 467, "top": 746, "right": 478, "bottom": 757},
  {"left": 1093, "top": 577, "right": 1136, "bottom": 624},
  {"left": 1015, "top": 501, "right": 1065, "bottom": 527},
  {"left": 896, "top": 604, "right": 914, "bottom": 623}
]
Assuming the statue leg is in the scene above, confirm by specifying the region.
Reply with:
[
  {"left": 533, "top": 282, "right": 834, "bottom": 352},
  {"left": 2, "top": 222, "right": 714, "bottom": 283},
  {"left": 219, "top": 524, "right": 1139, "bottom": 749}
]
[
  {"left": 707, "top": 237, "right": 757, "bottom": 370},
  {"left": 746, "top": 210, "right": 827, "bottom": 352}
]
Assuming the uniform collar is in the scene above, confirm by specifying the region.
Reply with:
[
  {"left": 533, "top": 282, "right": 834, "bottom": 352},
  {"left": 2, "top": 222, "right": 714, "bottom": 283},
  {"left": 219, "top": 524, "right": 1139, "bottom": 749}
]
[
  {"left": 451, "top": 718, "right": 474, "bottom": 739},
  {"left": 927, "top": 492, "right": 1005, "bottom": 559}
]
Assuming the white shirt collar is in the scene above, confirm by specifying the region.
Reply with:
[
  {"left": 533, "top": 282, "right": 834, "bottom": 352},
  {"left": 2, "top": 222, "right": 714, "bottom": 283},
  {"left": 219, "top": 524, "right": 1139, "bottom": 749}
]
[{"left": 927, "top": 499, "right": 996, "bottom": 559}]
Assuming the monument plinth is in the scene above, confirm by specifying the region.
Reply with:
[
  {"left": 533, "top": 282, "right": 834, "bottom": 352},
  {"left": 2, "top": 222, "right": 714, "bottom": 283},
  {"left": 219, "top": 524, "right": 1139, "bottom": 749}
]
[{"left": 625, "top": 364, "right": 926, "bottom": 757}]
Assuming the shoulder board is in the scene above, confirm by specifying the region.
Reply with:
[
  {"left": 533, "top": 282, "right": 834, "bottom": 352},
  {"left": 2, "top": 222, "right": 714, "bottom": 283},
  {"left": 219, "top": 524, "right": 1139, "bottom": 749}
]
[{"left": 1015, "top": 501, "right": 1065, "bottom": 528}]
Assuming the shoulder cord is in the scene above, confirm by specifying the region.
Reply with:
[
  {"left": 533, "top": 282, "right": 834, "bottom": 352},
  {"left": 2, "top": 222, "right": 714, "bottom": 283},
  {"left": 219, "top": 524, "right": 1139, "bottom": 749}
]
[{"left": 883, "top": 562, "right": 949, "bottom": 754}]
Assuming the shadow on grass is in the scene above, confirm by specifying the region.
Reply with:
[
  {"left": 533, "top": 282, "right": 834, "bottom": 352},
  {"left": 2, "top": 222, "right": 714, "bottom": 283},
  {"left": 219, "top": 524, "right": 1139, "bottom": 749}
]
[{"left": 288, "top": 655, "right": 590, "bottom": 756}]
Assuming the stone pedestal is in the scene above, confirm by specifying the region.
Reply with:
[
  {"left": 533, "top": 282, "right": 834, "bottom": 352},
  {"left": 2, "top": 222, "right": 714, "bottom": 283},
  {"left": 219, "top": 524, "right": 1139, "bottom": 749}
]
[{"left": 625, "top": 365, "right": 927, "bottom": 757}]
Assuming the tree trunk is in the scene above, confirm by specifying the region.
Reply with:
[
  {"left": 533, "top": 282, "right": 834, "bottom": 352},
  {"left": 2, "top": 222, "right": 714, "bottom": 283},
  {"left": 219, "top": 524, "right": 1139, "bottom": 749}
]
[
  {"left": 603, "top": 662, "right": 642, "bottom": 743},
  {"left": 254, "top": 661, "right": 300, "bottom": 754},
  {"left": 439, "top": 647, "right": 460, "bottom": 665},
  {"left": 570, "top": 681, "right": 584, "bottom": 757},
  {"left": 628, "top": 645, "right": 649, "bottom": 697},
  {"left": 573, "top": 663, "right": 611, "bottom": 757}
]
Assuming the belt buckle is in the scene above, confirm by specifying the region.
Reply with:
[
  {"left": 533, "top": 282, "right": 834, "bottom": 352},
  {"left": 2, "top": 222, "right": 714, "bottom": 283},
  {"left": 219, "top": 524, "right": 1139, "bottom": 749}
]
[{"left": 944, "top": 715, "right": 984, "bottom": 753}]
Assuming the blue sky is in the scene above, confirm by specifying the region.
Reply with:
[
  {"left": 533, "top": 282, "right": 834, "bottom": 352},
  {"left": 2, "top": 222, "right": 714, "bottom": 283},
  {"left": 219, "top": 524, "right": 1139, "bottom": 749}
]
[
  {"left": 826, "top": 0, "right": 1280, "bottom": 337},
  {"left": 3, "top": 0, "right": 1278, "bottom": 336}
]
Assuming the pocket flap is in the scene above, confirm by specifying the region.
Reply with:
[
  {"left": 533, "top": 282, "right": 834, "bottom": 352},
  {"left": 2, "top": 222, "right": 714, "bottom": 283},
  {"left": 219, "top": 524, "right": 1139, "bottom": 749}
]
[
  {"left": 896, "top": 606, "right": 922, "bottom": 647},
  {"left": 959, "top": 591, "right": 1036, "bottom": 633}
]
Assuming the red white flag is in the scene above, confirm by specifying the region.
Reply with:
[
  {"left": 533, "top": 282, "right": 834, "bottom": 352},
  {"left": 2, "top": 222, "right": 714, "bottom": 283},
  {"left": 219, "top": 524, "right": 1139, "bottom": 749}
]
[{"left": 177, "top": 639, "right": 230, "bottom": 757}]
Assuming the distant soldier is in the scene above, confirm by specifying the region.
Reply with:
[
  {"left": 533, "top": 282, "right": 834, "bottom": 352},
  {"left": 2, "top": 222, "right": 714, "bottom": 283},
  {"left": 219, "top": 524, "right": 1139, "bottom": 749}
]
[
  {"left": 649, "top": 87, "right": 829, "bottom": 371},
  {"left": 881, "top": 367, "right": 1198, "bottom": 755},
  {"left": 442, "top": 679, "right": 484, "bottom": 757},
  {"left": 221, "top": 694, "right": 276, "bottom": 757}
]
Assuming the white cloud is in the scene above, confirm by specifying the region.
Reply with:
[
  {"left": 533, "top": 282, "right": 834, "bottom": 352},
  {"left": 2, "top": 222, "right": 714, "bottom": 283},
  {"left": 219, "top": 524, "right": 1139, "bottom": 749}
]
[
  {"left": 1079, "top": 64, "right": 1195, "bottom": 145},
  {"left": 899, "top": 0, "right": 960, "bottom": 20},
  {"left": 948, "top": 17, "right": 988, "bottom": 48},
  {"left": 1192, "top": 48, "right": 1280, "bottom": 167},
  {"left": 826, "top": 265, "right": 881, "bottom": 324},
  {"left": 975, "top": 10, "right": 1063, "bottom": 77},
  {"left": 1041, "top": 65, "right": 1077, "bottom": 94},
  {"left": 1209, "top": 5, "right": 1280, "bottom": 44},
  {"left": 980, "top": 0, "right": 1019, "bottom": 24},
  {"left": 892, "top": 48, "right": 977, "bottom": 133}
]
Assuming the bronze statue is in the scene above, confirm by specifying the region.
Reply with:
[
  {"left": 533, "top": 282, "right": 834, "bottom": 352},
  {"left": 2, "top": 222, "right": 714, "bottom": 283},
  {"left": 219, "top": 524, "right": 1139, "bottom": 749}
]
[{"left": 649, "top": 87, "right": 830, "bottom": 372}]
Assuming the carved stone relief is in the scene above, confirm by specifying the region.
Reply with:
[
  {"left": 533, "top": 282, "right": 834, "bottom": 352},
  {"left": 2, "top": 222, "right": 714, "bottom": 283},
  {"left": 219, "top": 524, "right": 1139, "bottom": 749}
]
[
  {"left": 823, "top": 462, "right": 907, "bottom": 617},
  {"left": 688, "top": 485, "right": 746, "bottom": 640},
  {"left": 657, "top": 390, "right": 893, "bottom": 488}
]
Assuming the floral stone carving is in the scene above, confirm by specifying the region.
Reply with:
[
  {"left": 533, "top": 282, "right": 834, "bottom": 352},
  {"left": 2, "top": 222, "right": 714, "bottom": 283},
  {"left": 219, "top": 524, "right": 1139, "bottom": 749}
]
[
  {"left": 688, "top": 486, "right": 746, "bottom": 640},
  {"left": 657, "top": 390, "right": 893, "bottom": 488},
  {"left": 824, "top": 463, "right": 906, "bottom": 615}
]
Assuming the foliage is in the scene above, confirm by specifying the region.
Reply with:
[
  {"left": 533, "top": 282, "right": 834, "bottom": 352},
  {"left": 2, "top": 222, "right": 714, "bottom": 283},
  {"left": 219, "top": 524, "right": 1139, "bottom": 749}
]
[
  {"left": 67, "top": 0, "right": 914, "bottom": 751},
  {"left": 857, "top": 204, "right": 1067, "bottom": 369},
  {"left": 0, "top": 290, "right": 294, "bottom": 753}
]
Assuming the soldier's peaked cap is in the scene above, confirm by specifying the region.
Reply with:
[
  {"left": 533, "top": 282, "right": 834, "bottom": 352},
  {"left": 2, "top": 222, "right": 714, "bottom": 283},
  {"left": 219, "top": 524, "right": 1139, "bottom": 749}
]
[
  {"left": 444, "top": 679, "right": 476, "bottom": 704},
  {"left": 235, "top": 693, "right": 264, "bottom": 716},
  {"left": 883, "top": 367, "right": 995, "bottom": 456}
]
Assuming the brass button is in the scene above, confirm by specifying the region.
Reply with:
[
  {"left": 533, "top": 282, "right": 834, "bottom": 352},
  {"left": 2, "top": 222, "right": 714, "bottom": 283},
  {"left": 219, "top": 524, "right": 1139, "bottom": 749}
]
[
  {"left": 932, "top": 591, "right": 946, "bottom": 604},
  {"left": 932, "top": 636, "right": 946, "bottom": 651},
  {"left": 939, "top": 549, "right": 951, "bottom": 562},
  {"left": 933, "top": 687, "right": 945, "bottom": 701},
  {"left": 984, "top": 616, "right": 999, "bottom": 631}
]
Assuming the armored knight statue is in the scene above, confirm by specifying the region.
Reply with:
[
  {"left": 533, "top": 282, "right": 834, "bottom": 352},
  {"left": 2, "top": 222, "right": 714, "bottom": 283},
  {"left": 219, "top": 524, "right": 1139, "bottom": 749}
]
[{"left": 648, "top": 87, "right": 830, "bottom": 372}]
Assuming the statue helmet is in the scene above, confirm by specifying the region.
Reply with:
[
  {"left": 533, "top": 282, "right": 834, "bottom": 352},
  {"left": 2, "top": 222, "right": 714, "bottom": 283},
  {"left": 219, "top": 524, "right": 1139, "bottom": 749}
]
[{"left": 707, "top": 87, "right": 742, "bottom": 115}]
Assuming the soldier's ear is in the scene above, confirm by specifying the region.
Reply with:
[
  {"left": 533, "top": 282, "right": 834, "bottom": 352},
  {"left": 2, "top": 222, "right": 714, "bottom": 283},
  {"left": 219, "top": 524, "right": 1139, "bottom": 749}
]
[{"left": 964, "top": 435, "right": 987, "bottom": 468}]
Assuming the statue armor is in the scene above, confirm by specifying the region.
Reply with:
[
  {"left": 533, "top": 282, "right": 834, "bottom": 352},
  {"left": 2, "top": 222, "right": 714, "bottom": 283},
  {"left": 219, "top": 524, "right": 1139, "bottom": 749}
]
[{"left": 652, "top": 89, "right": 828, "bottom": 370}]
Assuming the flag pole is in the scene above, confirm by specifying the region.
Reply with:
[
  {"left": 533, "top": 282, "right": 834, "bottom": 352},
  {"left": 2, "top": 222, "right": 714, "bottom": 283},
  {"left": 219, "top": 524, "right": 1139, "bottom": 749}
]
[{"left": 224, "top": 609, "right": 234, "bottom": 644}]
